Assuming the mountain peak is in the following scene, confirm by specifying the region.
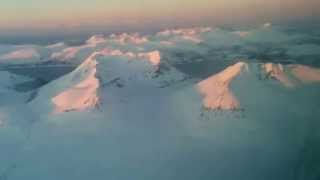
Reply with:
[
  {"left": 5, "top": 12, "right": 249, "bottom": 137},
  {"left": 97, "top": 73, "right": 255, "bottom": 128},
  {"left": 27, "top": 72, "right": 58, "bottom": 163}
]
[
  {"left": 51, "top": 52, "right": 99, "bottom": 113},
  {"left": 196, "top": 62, "right": 320, "bottom": 111},
  {"left": 197, "top": 62, "right": 248, "bottom": 110}
]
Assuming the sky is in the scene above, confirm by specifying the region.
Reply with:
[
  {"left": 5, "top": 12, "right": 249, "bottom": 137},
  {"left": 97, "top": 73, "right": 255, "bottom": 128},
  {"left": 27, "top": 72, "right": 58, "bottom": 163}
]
[{"left": 0, "top": 0, "right": 320, "bottom": 31}]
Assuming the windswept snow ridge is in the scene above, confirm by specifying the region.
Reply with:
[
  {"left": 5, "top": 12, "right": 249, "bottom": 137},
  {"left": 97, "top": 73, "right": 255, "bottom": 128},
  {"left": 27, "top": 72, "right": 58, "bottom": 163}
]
[
  {"left": 262, "top": 63, "right": 320, "bottom": 87},
  {"left": 196, "top": 62, "right": 320, "bottom": 110},
  {"left": 262, "top": 63, "right": 295, "bottom": 87},
  {"left": 197, "top": 62, "right": 248, "bottom": 110},
  {"left": 30, "top": 52, "right": 102, "bottom": 114},
  {"left": 31, "top": 47, "right": 185, "bottom": 113},
  {"left": 52, "top": 52, "right": 99, "bottom": 113}
]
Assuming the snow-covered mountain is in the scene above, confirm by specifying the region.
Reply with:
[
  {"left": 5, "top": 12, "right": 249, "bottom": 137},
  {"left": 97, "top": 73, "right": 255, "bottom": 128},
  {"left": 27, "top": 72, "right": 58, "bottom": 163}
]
[
  {"left": 0, "top": 25, "right": 320, "bottom": 180},
  {"left": 195, "top": 62, "right": 320, "bottom": 111},
  {"left": 30, "top": 47, "right": 187, "bottom": 114}
]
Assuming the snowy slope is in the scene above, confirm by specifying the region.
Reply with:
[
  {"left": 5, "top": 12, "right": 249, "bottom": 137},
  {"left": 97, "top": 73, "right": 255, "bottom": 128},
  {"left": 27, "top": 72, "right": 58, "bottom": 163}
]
[
  {"left": 51, "top": 53, "right": 99, "bottom": 113},
  {"left": 29, "top": 52, "right": 100, "bottom": 114},
  {"left": 23, "top": 58, "right": 320, "bottom": 180},
  {"left": 194, "top": 62, "right": 320, "bottom": 111},
  {"left": 30, "top": 47, "right": 187, "bottom": 114},
  {"left": 0, "top": 70, "right": 37, "bottom": 129}
]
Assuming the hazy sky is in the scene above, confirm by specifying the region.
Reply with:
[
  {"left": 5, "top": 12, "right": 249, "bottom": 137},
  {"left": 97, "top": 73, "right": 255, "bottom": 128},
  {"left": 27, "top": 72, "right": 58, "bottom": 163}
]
[{"left": 0, "top": 0, "right": 319, "bottom": 30}]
